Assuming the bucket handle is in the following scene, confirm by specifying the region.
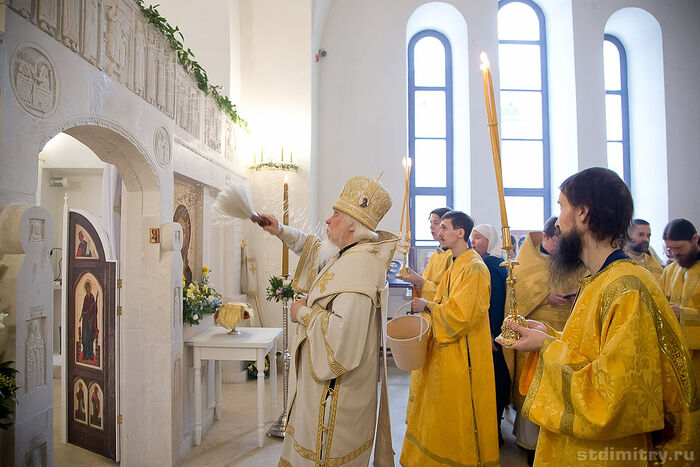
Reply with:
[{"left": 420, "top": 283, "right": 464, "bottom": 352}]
[{"left": 390, "top": 301, "right": 429, "bottom": 342}]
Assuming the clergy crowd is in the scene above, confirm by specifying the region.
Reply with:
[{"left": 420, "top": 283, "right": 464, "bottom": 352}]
[{"left": 256, "top": 166, "right": 698, "bottom": 467}]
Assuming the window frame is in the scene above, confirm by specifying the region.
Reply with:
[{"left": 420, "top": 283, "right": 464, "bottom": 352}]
[
  {"left": 498, "top": 0, "right": 552, "bottom": 226},
  {"left": 407, "top": 29, "right": 454, "bottom": 253},
  {"left": 604, "top": 33, "right": 631, "bottom": 187}
]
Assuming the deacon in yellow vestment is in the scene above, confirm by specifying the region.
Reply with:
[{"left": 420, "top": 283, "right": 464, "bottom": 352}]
[
  {"left": 505, "top": 231, "right": 574, "bottom": 450},
  {"left": 401, "top": 249, "right": 499, "bottom": 467},
  {"left": 661, "top": 253, "right": 700, "bottom": 383},
  {"left": 626, "top": 249, "right": 664, "bottom": 283},
  {"left": 404, "top": 247, "right": 452, "bottom": 423},
  {"left": 522, "top": 259, "right": 700, "bottom": 466}
]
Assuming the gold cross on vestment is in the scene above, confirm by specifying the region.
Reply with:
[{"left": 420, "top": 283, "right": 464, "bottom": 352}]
[{"left": 317, "top": 271, "right": 335, "bottom": 294}]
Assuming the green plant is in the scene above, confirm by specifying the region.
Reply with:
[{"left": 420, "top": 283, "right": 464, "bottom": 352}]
[
  {"left": 265, "top": 276, "right": 300, "bottom": 302},
  {"left": 183, "top": 266, "right": 223, "bottom": 326},
  {"left": 250, "top": 161, "right": 300, "bottom": 172},
  {"left": 133, "top": 1, "right": 247, "bottom": 129},
  {"left": 245, "top": 355, "right": 271, "bottom": 379},
  {"left": 0, "top": 361, "right": 18, "bottom": 430}
]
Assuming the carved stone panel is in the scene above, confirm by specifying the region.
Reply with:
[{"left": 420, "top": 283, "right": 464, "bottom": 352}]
[
  {"left": 153, "top": 126, "right": 171, "bottom": 168},
  {"left": 132, "top": 20, "right": 148, "bottom": 96},
  {"left": 82, "top": 0, "right": 101, "bottom": 66},
  {"left": 37, "top": 0, "right": 59, "bottom": 36},
  {"left": 10, "top": 45, "right": 58, "bottom": 118},
  {"left": 173, "top": 287, "right": 181, "bottom": 328},
  {"left": 164, "top": 52, "right": 176, "bottom": 118},
  {"left": 176, "top": 69, "right": 200, "bottom": 138},
  {"left": 61, "top": 0, "right": 82, "bottom": 53},
  {"left": 24, "top": 439, "right": 47, "bottom": 467},
  {"left": 29, "top": 218, "right": 46, "bottom": 243},
  {"left": 225, "top": 120, "right": 236, "bottom": 161},
  {"left": 103, "top": 0, "right": 132, "bottom": 84},
  {"left": 25, "top": 318, "right": 47, "bottom": 393},
  {"left": 205, "top": 98, "right": 221, "bottom": 152},
  {"left": 145, "top": 29, "right": 158, "bottom": 105},
  {"left": 8, "top": 0, "right": 33, "bottom": 20}
]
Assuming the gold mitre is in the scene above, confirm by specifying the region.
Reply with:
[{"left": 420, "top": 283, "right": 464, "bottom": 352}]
[{"left": 333, "top": 174, "right": 392, "bottom": 231}]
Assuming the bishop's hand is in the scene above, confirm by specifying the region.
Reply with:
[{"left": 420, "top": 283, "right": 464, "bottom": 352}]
[
  {"left": 258, "top": 214, "right": 282, "bottom": 235},
  {"left": 290, "top": 298, "right": 307, "bottom": 323}
]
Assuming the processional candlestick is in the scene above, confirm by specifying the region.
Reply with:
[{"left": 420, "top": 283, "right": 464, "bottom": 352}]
[
  {"left": 397, "top": 157, "right": 412, "bottom": 277},
  {"left": 268, "top": 176, "right": 291, "bottom": 438},
  {"left": 480, "top": 52, "right": 527, "bottom": 348}
]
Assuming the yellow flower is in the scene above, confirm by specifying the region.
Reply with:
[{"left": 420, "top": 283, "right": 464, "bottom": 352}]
[{"left": 202, "top": 266, "right": 210, "bottom": 273}]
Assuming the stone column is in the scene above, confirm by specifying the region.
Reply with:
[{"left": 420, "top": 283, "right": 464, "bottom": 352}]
[{"left": 0, "top": 205, "right": 54, "bottom": 466}]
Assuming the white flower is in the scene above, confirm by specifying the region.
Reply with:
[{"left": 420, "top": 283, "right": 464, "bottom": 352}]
[
  {"left": 192, "top": 314, "right": 199, "bottom": 321},
  {"left": 187, "top": 291, "right": 195, "bottom": 299},
  {"left": 283, "top": 279, "right": 291, "bottom": 287},
  {"left": 0, "top": 312, "right": 7, "bottom": 330}
]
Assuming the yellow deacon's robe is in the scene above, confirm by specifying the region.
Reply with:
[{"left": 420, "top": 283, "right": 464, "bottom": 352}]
[
  {"left": 418, "top": 248, "right": 453, "bottom": 301},
  {"left": 522, "top": 259, "right": 700, "bottom": 466},
  {"left": 507, "top": 232, "right": 573, "bottom": 409},
  {"left": 406, "top": 248, "right": 452, "bottom": 423},
  {"left": 278, "top": 226, "right": 398, "bottom": 467},
  {"left": 401, "top": 249, "right": 499, "bottom": 467},
  {"left": 661, "top": 256, "right": 700, "bottom": 383},
  {"left": 626, "top": 249, "right": 665, "bottom": 284}
]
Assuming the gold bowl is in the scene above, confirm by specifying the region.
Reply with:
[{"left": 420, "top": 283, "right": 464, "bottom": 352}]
[{"left": 215, "top": 302, "right": 252, "bottom": 334}]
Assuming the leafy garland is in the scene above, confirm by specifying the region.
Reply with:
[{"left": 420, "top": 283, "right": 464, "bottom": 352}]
[
  {"left": 133, "top": 0, "right": 247, "bottom": 129},
  {"left": 0, "top": 361, "right": 18, "bottom": 430},
  {"left": 250, "top": 162, "right": 300, "bottom": 172}
]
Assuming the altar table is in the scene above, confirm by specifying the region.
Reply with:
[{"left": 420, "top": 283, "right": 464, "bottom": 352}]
[{"left": 185, "top": 326, "right": 282, "bottom": 447}]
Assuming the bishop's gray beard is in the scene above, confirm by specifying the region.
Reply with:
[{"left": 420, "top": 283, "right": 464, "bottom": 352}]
[
  {"left": 317, "top": 237, "right": 340, "bottom": 267},
  {"left": 547, "top": 228, "right": 587, "bottom": 293}
]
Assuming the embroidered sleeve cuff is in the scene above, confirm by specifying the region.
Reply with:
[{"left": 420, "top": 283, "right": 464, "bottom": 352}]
[{"left": 296, "top": 305, "right": 312, "bottom": 327}]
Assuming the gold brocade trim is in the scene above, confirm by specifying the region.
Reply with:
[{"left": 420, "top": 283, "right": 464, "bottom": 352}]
[
  {"left": 599, "top": 274, "right": 699, "bottom": 411},
  {"left": 307, "top": 338, "right": 322, "bottom": 383},
  {"left": 286, "top": 423, "right": 295, "bottom": 437},
  {"left": 321, "top": 311, "right": 349, "bottom": 377},
  {"left": 559, "top": 360, "right": 588, "bottom": 436},
  {"left": 300, "top": 305, "right": 325, "bottom": 328},
  {"left": 404, "top": 432, "right": 499, "bottom": 467},
  {"left": 278, "top": 458, "right": 293, "bottom": 467},
  {"left": 325, "top": 437, "right": 373, "bottom": 466},
  {"left": 293, "top": 235, "right": 317, "bottom": 293},
  {"left": 309, "top": 380, "right": 331, "bottom": 463},
  {"left": 323, "top": 376, "right": 342, "bottom": 464},
  {"left": 308, "top": 242, "right": 321, "bottom": 291},
  {"left": 521, "top": 335, "right": 555, "bottom": 420}
]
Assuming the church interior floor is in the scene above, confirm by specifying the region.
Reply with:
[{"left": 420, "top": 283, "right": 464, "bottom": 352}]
[{"left": 53, "top": 361, "right": 528, "bottom": 466}]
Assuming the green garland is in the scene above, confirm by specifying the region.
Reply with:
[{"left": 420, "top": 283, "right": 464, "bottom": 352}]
[
  {"left": 133, "top": 1, "right": 247, "bottom": 129},
  {"left": 250, "top": 162, "right": 300, "bottom": 172}
]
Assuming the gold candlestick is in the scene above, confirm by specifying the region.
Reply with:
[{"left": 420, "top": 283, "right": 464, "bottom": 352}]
[
  {"left": 397, "top": 156, "right": 412, "bottom": 276},
  {"left": 480, "top": 52, "right": 526, "bottom": 348},
  {"left": 282, "top": 176, "right": 289, "bottom": 276}
]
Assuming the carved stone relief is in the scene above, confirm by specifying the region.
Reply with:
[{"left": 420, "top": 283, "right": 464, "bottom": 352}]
[
  {"left": 29, "top": 218, "right": 46, "bottom": 243},
  {"left": 104, "top": 0, "right": 132, "bottom": 84},
  {"left": 132, "top": 20, "right": 147, "bottom": 96},
  {"left": 173, "top": 358, "right": 182, "bottom": 399},
  {"left": 10, "top": 45, "right": 58, "bottom": 118},
  {"left": 176, "top": 69, "right": 200, "bottom": 138},
  {"left": 173, "top": 286, "right": 181, "bottom": 328},
  {"left": 145, "top": 29, "right": 158, "bottom": 105},
  {"left": 8, "top": 0, "right": 33, "bottom": 20},
  {"left": 164, "top": 53, "right": 176, "bottom": 118},
  {"left": 25, "top": 318, "right": 47, "bottom": 392},
  {"left": 225, "top": 120, "right": 236, "bottom": 161},
  {"left": 37, "top": 0, "right": 59, "bottom": 36},
  {"left": 156, "top": 40, "right": 166, "bottom": 110},
  {"left": 61, "top": 0, "right": 82, "bottom": 53},
  {"left": 82, "top": 0, "right": 100, "bottom": 66},
  {"left": 205, "top": 98, "right": 221, "bottom": 152},
  {"left": 153, "top": 126, "right": 171, "bottom": 168},
  {"left": 24, "top": 439, "right": 47, "bottom": 467}
]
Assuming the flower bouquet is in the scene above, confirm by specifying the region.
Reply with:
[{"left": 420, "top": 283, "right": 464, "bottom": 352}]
[
  {"left": 0, "top": 360, "right": 18, "bottom": 430},
  {"left": 214, "top": 302, "right": 252, "bottom": 335},
  {"left": 183, "top": 266, "right": 223, "bottom": 326},
  {"left": 265, "top": 275, "right": 300, "bottom": 302}
]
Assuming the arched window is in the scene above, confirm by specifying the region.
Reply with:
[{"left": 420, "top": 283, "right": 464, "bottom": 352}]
[
  {"left": 497, "top": 0, "right": 550, "bottom": 230},
  {"left": 408, "top": 30, "right": 453, "bottom": 251},
  {"left": 603, "top": 34, "right": 630, "bottom": 186}
]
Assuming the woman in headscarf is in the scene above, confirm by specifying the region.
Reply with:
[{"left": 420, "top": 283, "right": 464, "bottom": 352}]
[{"left": 471, "top": 223, "right": 510, "bottom": 445}]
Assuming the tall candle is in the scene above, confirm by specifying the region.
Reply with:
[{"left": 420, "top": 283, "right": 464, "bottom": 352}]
[
  {"left": 480, "top": 52, "right": 509, "bottom": 228},
  {"left": 281, "top": 147, "right": 284, "bottom": 163},
  {"left": 282, "top": 176, "right": 289, "bottom": 276}
]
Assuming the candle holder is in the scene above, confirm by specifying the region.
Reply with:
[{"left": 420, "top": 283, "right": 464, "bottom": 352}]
[
  {"left": 496, "top": 227, "right": 527, "bottom": 348},
  {"left": 267, "top": 295, "right": 291, "bottom": 438}
]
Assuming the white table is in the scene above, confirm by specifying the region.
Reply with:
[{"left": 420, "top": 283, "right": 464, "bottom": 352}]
[{"left": 185, "top": 326, "right": 282, "bottom": 447}]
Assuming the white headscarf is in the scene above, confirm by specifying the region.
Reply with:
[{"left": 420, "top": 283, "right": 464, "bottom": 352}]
[{"left": 473, "top": 224, "right": 504, "bottom": 258}]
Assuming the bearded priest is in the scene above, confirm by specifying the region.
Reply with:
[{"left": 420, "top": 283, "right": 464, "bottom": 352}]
[
  {"left": 258, "top": 175, "right": 397, "bottom": 467},
  {"left": 502, "top": 167, "right": 699, "bottom": 466}
]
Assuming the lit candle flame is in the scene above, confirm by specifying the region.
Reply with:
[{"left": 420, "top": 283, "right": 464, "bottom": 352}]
[
  {"left": 284, "top": 174, "right": 288, "bottom": 184},
  {"left": 480, "top": 52, "right": 490, "bottom": 71}
]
